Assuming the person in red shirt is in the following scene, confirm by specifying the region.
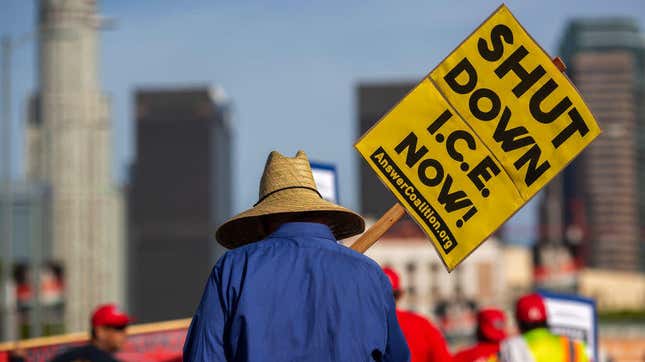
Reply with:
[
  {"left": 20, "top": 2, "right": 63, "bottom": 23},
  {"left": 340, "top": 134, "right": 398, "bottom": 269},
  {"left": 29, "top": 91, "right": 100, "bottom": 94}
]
[
  {"left": 383, "top": 267, "right": 452, "bottom": 362},
  {"left": 453, "top": 308, "right": 507, "bottom": 362}
]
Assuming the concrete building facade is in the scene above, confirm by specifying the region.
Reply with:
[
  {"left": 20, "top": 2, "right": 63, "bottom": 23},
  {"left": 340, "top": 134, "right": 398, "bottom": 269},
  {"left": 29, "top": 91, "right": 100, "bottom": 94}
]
[{"left": 26, "top": 0, "right": 125, "bottom": 331}]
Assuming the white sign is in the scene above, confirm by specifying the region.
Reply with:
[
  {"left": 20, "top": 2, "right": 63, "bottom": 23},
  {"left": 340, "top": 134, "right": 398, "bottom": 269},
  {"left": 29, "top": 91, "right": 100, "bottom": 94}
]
[
  {"left": 310, "top": 161, "right": 339, "bottom": 204},
  {"left": 541, "top": 291, "right": 597, "bottom": 362}
]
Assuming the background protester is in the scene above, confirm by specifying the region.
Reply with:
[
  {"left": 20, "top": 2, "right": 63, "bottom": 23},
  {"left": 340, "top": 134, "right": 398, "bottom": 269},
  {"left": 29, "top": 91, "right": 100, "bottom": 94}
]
[
  {"left": 10, "top": 304, "right": 134, "bottom": 362},
  {"left": 383, "top": 267, "right": 452, "bottom": 362},
  {"left": 50, "top": 304, "right": 133, "bottom": 362},
  {"left": 453, "top": 308, "right": 507, "bottom": 362},
  {"left": 499, "top": 293, "right": 588, "bottom": 362}
]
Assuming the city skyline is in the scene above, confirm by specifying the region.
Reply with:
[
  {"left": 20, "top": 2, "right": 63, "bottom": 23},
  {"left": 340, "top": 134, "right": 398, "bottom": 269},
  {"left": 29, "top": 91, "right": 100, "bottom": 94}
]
[
  {"left": 1, "top": 3, "right": 645, "bottom": 356},
  {"left": 2, "top": 0, "right": 645, "bottom": 228}
]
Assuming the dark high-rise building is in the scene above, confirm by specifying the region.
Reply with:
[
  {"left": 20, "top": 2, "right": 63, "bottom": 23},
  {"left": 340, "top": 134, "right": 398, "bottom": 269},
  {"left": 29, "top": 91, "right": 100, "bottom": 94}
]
[
  {"left": 542, "top": 19, "right": 645, "bottom": 272},
  {"left": 129, "top": 87, "right": 232, "bottom": 322},
  {"left": 357, "top": 82, "right": 414, "bottom": 218}
]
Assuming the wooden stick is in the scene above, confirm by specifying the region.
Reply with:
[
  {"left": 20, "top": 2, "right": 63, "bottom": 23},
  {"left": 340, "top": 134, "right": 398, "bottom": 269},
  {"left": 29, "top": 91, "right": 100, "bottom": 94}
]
[
  {"left": 553, "top": 56, "right": 566, "bottom": 72},
  {"left": 350, "top": 203, "right": 406, "bottom": 253}
]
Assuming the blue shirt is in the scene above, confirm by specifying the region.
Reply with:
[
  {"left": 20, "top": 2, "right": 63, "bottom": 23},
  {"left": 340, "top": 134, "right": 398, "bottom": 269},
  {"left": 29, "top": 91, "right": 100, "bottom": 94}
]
[{"left": 183, "top": 222, "right": 410, "bottom": 362}]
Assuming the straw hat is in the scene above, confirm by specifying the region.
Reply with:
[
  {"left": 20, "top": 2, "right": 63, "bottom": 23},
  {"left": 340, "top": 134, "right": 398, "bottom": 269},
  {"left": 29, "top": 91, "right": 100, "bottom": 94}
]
[{"left": 215, "top": 150, "right": 365, "bottom": 248}]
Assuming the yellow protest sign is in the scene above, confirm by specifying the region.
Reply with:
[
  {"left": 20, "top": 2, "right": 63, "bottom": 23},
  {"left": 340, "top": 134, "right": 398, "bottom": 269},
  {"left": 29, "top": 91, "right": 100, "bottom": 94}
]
[
  {"left": 430, "top": 5, "right": 600, "bottom": 199},
  {"left": 355, "top": 4, "right": 601, "bottom": 271},
  {"left": 356, "top": 79, "right": 524, "bottom": 269}
]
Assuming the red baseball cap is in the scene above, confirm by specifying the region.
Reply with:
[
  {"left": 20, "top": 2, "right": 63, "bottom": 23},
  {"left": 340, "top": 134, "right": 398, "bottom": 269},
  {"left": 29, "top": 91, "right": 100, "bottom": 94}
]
[
  {"left": 477, "top": 308, "right": 507, "bottom": 342},
  {"left": 515, "top": 293, "right": 547, "bottom": 324},
  {"left": 91, "top": 304, "right": 134, "bottom": 328},
  {"left": 382, "top": 267, "right": 401, "bottom": 292}
]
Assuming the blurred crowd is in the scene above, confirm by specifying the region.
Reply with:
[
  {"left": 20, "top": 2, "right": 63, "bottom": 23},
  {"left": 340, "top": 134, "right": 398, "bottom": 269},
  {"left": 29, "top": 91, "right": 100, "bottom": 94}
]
[{"left": 383, "top": 266, "right": 588, "bottom": 362}]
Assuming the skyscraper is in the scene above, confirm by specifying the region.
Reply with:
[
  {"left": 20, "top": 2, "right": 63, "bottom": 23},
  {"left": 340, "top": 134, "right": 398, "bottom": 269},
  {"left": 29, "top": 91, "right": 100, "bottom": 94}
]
[
  {"left": 545, "top": 18, "right": 645, "bottom": 271},
  {"left": 357, "top": 82, "right": 414, "bottom": 218},
  {"left": 129, "top": 86, "right": 231, "bottom": 322},
  {"left": 26, "top": 0, "right": 125, "bottom": 331}
]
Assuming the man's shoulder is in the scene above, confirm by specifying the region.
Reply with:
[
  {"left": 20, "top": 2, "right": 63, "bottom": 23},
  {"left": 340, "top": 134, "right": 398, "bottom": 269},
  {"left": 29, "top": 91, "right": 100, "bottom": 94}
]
[
  {"left": 328, "top": 241, "right": 384, "bottom": 266},
  {"left": 454, "top": 342, "right": 499, "bottom": 361},
  {"left": 322, "top": 242, "right": 392, "bottom": 286},
  {"left": 452, "top": 346, "right": 478, "bottom": 362},
  {"left": 397, "top": 309, "right": 430, "bottom": 323},
  {"left": 499, "top": 335, "right": 533, "bottom": 362},
  {"left": 214, "top": 238, "right": 275, "bottom": 267},
  {"left": 397, "top": 310, "right": 440, "bottom": 331},
  {"left": 51, "top": 344, "right": 89, "bottom": 358},
  {"left": 50, "top": 344, "right": 117, "bottom": 362},
  {"left": 214, "top": 233, "right": 390, "bottom": 290},
  {"left": 501, "top": 335, "right": 526, "bottom": 348},
  {"left": 221, "top": 236, "right": 383, "bottom": 271}
]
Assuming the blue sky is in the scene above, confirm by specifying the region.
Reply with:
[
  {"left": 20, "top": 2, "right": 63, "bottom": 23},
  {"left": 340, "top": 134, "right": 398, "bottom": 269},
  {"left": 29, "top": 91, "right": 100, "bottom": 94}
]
[{"left": 3, "top": 0, "right": 645, "bottom": 245}]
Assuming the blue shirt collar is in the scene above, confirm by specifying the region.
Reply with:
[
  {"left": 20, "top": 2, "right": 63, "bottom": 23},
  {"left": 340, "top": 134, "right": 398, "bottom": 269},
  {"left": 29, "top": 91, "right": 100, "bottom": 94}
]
[{"left": 270, "top": 222, "right": 336, "bottom": 241}]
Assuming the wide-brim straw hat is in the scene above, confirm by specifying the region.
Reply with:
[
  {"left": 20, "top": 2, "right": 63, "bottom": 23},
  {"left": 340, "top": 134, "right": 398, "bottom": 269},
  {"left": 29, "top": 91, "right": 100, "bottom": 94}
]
[{"left": 216, "top": 150, "right": 365, "bottom": 248}]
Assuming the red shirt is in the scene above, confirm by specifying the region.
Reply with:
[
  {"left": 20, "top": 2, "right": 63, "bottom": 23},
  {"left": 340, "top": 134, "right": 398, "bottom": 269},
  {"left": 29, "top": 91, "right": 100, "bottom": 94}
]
[
  {"left": 396, "top": 310, "right": 452, "bottom": 362},
  {"left": 453, "top": 341, "right": 500, "bottom": 362}
]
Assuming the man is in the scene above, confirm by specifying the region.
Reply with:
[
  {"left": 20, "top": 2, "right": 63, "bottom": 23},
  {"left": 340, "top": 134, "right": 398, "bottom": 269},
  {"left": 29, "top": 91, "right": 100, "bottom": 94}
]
[
  {"left": 183, "top": 151, "right": 410, "bottom": 361},
  {"left": 453, "top": 308, "right": 507, "bottom": 362},
  {"left": 382, "top": 267, "right": 451, "bottom": 362},
  {"left": 16, "top": 303, "right": 133, "bottom": 362},
  {"left": 499, "top": 293, "right": 588, "bottom": 362}
]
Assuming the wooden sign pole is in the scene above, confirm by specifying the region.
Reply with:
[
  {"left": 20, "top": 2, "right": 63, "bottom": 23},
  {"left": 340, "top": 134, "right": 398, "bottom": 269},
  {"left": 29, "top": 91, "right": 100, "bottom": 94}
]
[
  {"left": 350, "top": 203, "right": 406, "bottom": 253},
  {"left": 350, "top": 57, "right": 567, "bottom": 255}
]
